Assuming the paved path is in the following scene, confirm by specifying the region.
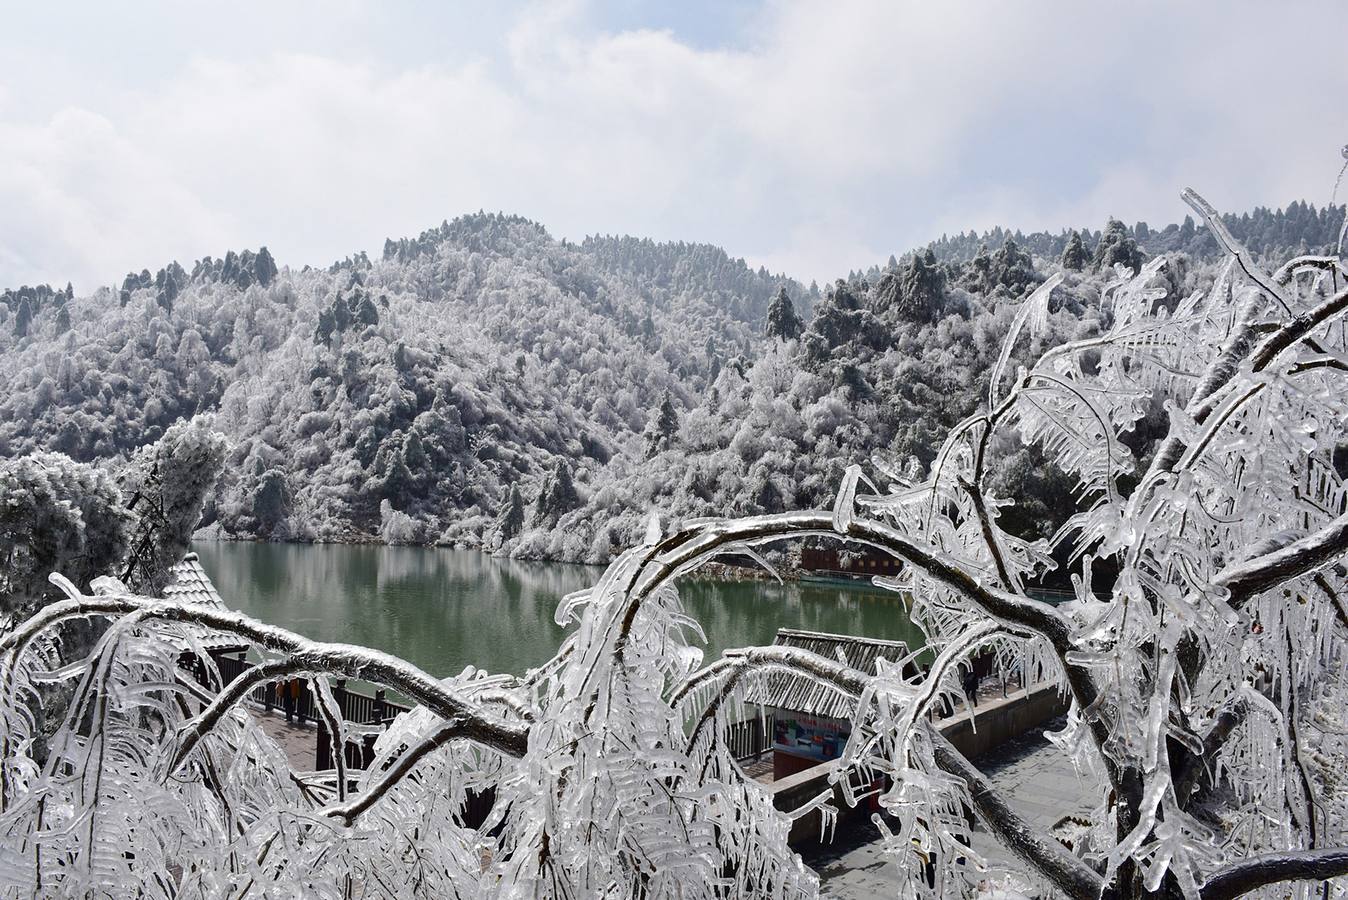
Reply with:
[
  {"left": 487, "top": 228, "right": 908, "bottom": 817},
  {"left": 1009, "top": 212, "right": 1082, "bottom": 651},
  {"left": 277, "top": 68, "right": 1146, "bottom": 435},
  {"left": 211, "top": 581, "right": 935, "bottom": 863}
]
[
  {"left": 802, "top": 721, "right": 1097, "bottom": 898},
  {"left": 252, "top": 707, "right": 318, "bottom": 770}
]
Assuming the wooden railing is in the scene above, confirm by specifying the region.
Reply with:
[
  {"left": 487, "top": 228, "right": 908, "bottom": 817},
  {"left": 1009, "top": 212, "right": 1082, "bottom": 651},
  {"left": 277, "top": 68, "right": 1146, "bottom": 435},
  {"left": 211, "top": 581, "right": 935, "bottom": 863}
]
[
  {"left": 200, "top": 652, "right": 412, "bottom": 770},
  {"left": 726, "top": 713, "right": 775, "bottom": 761},
  {"left": 210, "top": 652, "right": 411, "bottom": 727},
  {"left": 200, "top": 649, "right": 779, "bottom": 770},
  {"left": 182, "top": 651, "right": 496, "bottom": 824},
  {"left": 197, "top": 649, "right": 1034, "bottom": 775}
]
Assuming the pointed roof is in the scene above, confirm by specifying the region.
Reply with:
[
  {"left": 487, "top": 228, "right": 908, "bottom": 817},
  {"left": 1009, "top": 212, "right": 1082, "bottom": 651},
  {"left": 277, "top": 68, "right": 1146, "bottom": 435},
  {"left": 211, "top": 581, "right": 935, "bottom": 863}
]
[
  {"left": 163, "top": 552, "right": 246, "bottom": 652},
  {"left": 163, "top": 552, "right": 227, "bottom": 609}
]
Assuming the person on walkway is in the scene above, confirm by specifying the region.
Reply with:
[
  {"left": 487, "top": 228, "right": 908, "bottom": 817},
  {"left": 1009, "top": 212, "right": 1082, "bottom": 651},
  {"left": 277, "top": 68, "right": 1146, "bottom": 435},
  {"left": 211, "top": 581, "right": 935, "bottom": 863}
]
[
  {"left": 961, "top": 664, "right": 980, "bottom": 707},
  {"left": 283, "top": 677, "right": 300, "bottom": 723}
]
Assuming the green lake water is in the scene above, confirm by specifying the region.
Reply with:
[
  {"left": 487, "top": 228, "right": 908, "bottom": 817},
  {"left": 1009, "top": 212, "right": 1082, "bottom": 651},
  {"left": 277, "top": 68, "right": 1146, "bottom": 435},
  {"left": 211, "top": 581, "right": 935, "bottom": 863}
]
[{"left": 193, "top": 542, "right": 924, "bottom": 678}]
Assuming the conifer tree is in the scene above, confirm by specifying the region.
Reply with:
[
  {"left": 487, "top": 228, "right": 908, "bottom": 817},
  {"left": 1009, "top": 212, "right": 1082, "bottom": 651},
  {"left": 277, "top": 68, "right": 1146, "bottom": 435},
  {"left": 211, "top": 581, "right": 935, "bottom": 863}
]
[
  {"left": 1093, "top": 218, "right": 1146, "bottom": 272},
  {"left": 764, "top": 287, "right": 802, "bottom": 341},
  {"left": 963, "top": 243, "right": 993, "bottom": 293},
  {"left": 703, "top": 335, "right": 720, "bottom": 380},
  {"left": 252, "top": 469, "right": 292, "bottom": 537},
  {"left": 1060, "top": 229, "right": 1089, "bottom": 271},
  {"left": 496, "top": 483, "right": 526, "bottom": 543},
  {"left": 895, "top": 248, "right": 945, "bottom": 321},
  {"left": 991, "top": 238, "right": 1037, "bottom": 294},
  {"left": 643, "top": 392, "right": 680, "bottom": 458},
  {"left": 254, "top": 246, "right": 279, "bottom": 287},
  {"left": 532, "top": 459, "right": 579, "bottom": 528},
  {"left": 14, "top": 297, "right": 32, "bottom": 338}
]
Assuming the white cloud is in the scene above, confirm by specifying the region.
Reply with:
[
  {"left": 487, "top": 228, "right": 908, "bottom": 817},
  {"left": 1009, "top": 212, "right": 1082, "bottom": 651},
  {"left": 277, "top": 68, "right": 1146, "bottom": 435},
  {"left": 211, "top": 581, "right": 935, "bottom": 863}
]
[
  {"left": 0, "top": 0, "right": 1344, "bottom": 291},
  {"left": 0, "top": 108, "right": 231, "bottom": 289}
]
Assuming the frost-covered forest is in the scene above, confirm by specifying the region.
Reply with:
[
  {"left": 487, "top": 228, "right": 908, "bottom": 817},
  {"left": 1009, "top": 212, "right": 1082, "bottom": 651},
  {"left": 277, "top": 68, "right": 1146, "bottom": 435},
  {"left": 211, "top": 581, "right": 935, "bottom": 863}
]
[
  {"left": 1, "top": 204, "right": 1342, "bottom": 564},
  {"left": 4, "top": 194, "right": 1348, "bottom": 898}
]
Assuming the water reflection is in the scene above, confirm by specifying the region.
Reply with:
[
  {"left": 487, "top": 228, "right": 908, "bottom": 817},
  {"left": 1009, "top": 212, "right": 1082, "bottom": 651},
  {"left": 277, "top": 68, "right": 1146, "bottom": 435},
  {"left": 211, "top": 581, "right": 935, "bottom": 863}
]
[{"left": 194, "top": 543, "right": 922, "bottom": 677}]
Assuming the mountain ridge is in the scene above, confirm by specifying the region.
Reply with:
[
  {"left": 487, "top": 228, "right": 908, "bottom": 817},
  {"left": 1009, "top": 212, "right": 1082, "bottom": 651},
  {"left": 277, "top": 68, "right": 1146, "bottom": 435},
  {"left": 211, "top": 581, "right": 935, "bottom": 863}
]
[{"left": 0, "top": 198, "right": 1341, "bottom": 563}]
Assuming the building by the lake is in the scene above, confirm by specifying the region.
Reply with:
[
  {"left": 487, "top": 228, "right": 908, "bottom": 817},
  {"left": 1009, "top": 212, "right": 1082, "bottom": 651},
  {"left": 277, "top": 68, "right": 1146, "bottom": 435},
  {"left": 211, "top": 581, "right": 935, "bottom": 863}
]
[{"left": 746, "top": 628, "right": 911, "bottom": 779}]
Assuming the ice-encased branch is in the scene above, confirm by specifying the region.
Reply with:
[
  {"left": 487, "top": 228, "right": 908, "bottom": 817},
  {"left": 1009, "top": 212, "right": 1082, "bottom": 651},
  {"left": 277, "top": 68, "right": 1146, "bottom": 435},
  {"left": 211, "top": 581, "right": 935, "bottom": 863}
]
[
  {"left": 1182, "top": 188, "right": 1295, "bottom": 314},
  {"left": 321, "top": 716, "right": 467, "bottom": 826},
  {"left": 1172, "top": 693, "right": 1249, "bottom": 802},
  {"left": 958, "top": 474, "right": 1020, "bottom": 591},
  {"left": 1214, "top": 509, "right": 1348, "bottom": 608},
  {"left": 675, "top": 642, "right": 1103, "bottom": 900},
  {"left": 617, "top": 510, "right": 1112, "bottom": 781},
  {"left": 624, "top": 511, "right": 1070, "bottom": 655},
  {"left": 927, "top": 726, "right": 1106, "bottom": 900},
  {"left": 19, "top": 582, "right": 530, "bottom": 758},
  {"left": 169, "top": 656, "right": 301, "bottom": 773},
  {"left": 1198, "top": 847, "right": 1348, "bottom": 900}
]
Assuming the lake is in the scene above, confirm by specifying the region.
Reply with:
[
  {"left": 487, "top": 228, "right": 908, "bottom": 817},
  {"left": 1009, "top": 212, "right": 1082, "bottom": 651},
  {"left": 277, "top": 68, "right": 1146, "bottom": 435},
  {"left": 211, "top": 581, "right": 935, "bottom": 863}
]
[{"left": 193, "top": 542, "right": 924, "bottom": 678}]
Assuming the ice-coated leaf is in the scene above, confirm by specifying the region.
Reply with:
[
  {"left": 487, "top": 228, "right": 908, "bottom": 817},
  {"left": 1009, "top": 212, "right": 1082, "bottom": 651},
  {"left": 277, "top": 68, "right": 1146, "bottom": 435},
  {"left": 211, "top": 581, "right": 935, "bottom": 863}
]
[{"left": 989, "top": 273, "right": 1063, "bottom": 409}]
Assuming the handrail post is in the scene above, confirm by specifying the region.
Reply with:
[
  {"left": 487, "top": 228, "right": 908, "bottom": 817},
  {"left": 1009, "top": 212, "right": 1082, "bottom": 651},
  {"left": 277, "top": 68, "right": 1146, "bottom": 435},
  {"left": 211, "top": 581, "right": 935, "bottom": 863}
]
[
  {"left": 333, "top": 679, "right": 349, "bottom": 768},
  {"left": 334, "top": 678, "right": 348, "bottom": 720},
  {"left": 316, "top": 721, "right": 330, "bottom": 770},
  {"left": 374, "top": 688, "right": 386, "bottom": 726}
]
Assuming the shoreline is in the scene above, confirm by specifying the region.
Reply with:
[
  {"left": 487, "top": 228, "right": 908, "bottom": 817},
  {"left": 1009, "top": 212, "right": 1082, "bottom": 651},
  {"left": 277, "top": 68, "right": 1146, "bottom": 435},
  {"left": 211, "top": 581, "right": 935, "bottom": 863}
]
[{"left": 191, "top": 531, "right": 898, "bottom": 589}]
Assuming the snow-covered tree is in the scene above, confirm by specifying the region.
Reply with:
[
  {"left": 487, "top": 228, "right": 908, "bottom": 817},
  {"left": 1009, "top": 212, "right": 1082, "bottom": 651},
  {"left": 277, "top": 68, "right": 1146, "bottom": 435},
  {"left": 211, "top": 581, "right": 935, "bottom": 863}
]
[
  {"left": 3, "top": 190, "right": 1348, "bottom": 898},
  {"left": 12, "top": 298, "right": 31, "bottom": 339},
  {"left": 0, "top": 453, "right": 128, "bottom": 615},
  {"left": 379, "top": 499, "right": 419, "bottom": 544},
  {"left": 251, "top": 468, "right": 292, "bottom": 537},
  {"left": 642, "top": 391, "right": 680, "bottom": 458},
  {"left": 963, "top": 242, "right": 994, "bottom": 293},
  {"left": 1060, "top": 229, "right": 1089, "bottom": 271},
  {"left": 991, "top": 238, "right": 1038, "bottom": 295},
  {"left": 766, "top": 287, "right": 804, "bottom": 341},
  {"left": 531, "top": 459, "right": 580, "bottom": 529},
  {"left": 0, "top": 419, "right": 223, "bottom": 617},
  {"left": 894, "top": 248, "right": 946, "bottom": 321},
  {"left": 118, "top": 415, "right": 226, "bottom": 594},
  {"left": 1094, "top": 217, "right": 1147, "bottom": 273},
  {"left": 494, "top": 482, "right": 526, "bottom": 545}
]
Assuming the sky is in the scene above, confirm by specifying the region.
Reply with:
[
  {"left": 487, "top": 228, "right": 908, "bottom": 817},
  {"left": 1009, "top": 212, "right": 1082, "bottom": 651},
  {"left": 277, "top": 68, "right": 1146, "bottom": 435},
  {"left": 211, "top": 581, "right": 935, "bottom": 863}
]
[{"left": 1, "top": 0, "right": 1345, "bottom": 292}]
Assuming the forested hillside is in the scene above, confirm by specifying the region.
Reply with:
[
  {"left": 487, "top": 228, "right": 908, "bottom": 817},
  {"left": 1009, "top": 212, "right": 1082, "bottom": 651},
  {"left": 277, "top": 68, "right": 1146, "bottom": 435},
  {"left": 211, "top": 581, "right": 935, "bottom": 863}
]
[
  {"left": 1, "top": 203, "right": 1340, "bottom": 564},
  {"left": 902, "top": 200, "right": 1344, "bottom": 267}
]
